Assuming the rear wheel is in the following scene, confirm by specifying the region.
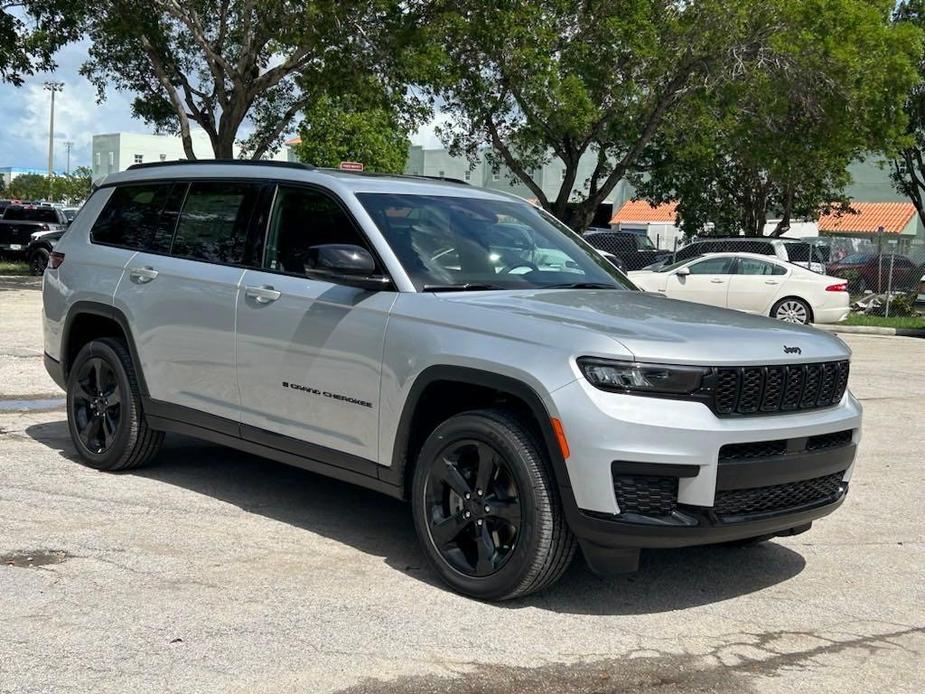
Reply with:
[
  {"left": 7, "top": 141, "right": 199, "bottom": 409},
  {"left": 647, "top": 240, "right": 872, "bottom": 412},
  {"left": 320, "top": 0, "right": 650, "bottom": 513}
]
[
  {"left": 29, "top": 248, "right": 50, "bottom": 275},
  {"left": 66, "top": 338, "right": 163, "bottom": 471},
  {"left": 771, "top": 297, "right": 812, "bottom": 325},
  {"left": 411, "top": 409, "right": 576, "bottom": 600}
]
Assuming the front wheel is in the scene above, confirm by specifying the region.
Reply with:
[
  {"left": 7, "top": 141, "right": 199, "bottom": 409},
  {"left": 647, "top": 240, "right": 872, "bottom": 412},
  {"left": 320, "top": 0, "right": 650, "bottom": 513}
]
[
  {"left": 411, "top": 409, "right": 576, "bottom": 600},
  {"left": 29, "top": 248, "right": 50, "bottom": 275},
  {"left": 771, "top": 297, "right": 812, "bottom": 325}
]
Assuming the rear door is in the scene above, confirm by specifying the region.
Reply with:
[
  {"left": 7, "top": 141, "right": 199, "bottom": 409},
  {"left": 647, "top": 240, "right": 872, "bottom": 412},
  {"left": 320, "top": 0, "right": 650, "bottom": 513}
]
[
  {"left": 727, "top": 257, "right": 789, "bottom": 313},
  {"left": 113, "top": 179, "right": 269, "bottom": 422},
  {"left": 234, "top": 184, "right": 396, "bottom": 463},
  {"left": 664, "top": 256, "right": 735, "bottom": 307}
]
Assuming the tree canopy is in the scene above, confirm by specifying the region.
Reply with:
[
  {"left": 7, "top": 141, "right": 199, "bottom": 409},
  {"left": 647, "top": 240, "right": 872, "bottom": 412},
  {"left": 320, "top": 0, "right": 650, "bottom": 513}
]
[
  {"left": 891, "top": 1, "right": 925, "bottom": 228},
  {"left": 0, "top": 1, "right": 84, "bottom": 85},
  {"left": 80, "top": 1, "right": 421, "bottom": 160},
  {"left": 423, "top": 0, "right": 771, "bottom": 230},
  {"left": 637, "top": 0, "right": 921, "bottom": 238},
  {"left": 293, "top": 94, "right": 411, "bottom": 173}
]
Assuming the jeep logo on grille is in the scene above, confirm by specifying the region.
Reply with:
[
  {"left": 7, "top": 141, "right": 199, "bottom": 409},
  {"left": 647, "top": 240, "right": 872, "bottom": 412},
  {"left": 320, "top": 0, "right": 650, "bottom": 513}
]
[{"left": 783, "top": 345, "right": 802, "bottom": 355}]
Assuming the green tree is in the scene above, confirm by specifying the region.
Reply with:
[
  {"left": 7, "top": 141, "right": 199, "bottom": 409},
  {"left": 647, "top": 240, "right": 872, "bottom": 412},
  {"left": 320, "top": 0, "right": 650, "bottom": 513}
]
[
  {"left": 81, "top": 1, "right": 419, "bottom": 160},
  {"left": 293, "top": 95, "right": 411, "bottom": 172},
  {"left": 638, "top": 0, "right": 921, "bottom": 237},
  {"left": 891, "top": 1, "right": 925, "bottom": 228},
  {"left": 1, "top": 1, "right": 84, "bottom": 85},
  {"left": 8, "top": 173, "right": 49, "bottom": 200},
  {"left": 56, "top": 166, "right": 93, "bottom": 203},
  {"left": 423, "top": 0, "right": 769, "bottom": 230}
]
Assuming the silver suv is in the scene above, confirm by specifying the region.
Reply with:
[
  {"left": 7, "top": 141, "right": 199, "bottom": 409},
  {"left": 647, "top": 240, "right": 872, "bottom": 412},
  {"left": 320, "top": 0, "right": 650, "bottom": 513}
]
[{"left": 42, "top": 161, "right": 862, "bottom": 600}]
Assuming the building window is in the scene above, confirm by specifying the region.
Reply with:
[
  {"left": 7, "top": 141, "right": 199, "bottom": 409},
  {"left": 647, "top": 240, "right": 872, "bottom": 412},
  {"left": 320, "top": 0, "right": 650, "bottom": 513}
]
[
  {"left": 492, "top": 172, "right": 500, "bottom": 182},
  {"left": 134, "top": 154, "right": 143, "bottom": 164},
  {"left": 560, "top": 169, "right": 566, "bottom": 180},
  {"left": 108, "top": 152, "right": 114, "bottom": 166},
  {"left": 95, "top": 152, "right": 101, "bottom": 168},
  {"left": 464, "top": 170, "right": 471, "bottom": 181},
  {"left": 160, "top": 153, "right": 167, "bottom": 161},
  {"left": 438, "top": 170, "right": 445, "bottom": 177}
]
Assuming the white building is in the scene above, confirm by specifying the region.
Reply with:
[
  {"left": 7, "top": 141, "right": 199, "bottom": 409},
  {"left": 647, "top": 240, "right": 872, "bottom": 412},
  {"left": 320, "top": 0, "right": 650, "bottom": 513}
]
[{"left": 91, "top": 131, "right": 294, "bottom": 180}]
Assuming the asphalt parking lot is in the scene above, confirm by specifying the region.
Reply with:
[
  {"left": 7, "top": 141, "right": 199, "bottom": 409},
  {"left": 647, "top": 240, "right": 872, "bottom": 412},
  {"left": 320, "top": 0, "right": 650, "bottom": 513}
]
[{"left": 1, "top": 276, "right": 923, "bottom": 694}]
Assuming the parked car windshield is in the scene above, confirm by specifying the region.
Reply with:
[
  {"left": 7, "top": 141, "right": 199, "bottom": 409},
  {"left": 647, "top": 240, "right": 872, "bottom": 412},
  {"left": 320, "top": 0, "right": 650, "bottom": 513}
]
[
  {"left": 358, "top": 193, "right": 635, "bottom": 291},
  {"left": 3, "top": 206, "right": 60, "bottom": 223}
]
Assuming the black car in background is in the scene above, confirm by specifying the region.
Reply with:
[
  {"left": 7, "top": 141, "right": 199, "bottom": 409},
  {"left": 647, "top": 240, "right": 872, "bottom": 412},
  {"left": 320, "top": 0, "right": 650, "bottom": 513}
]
[{"left": 582, "top": 229, "right": 673, "bottom": 270}]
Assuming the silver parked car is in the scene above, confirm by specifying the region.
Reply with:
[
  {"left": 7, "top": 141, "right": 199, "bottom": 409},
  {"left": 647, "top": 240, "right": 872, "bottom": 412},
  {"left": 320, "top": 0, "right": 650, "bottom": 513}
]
[{"left": 42, "top": 161, "right": 862, "bottom": 600}]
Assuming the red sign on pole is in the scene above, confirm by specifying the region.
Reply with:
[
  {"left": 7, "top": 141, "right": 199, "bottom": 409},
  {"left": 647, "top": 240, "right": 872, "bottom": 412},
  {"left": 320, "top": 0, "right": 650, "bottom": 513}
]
[{"left": 338, "top": 161, "right": 364, "bottom": 172}]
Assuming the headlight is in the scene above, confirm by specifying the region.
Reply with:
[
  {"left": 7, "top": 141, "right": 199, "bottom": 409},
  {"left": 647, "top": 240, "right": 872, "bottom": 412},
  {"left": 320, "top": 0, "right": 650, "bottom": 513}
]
[{"left": 577, "top": 357, "right": 709, "bottom": 395}]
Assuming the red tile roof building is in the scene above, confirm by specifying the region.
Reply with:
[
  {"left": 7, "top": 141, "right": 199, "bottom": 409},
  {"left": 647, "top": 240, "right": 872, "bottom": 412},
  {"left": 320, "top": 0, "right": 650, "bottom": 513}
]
[{"left": 816, "top": 202, "right": 917, "bottom": 235}]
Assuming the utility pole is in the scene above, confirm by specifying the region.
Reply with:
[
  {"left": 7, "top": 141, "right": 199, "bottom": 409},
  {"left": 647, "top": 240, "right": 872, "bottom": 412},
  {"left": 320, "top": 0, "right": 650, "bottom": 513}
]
[
  {"left": 64, "top": 141, "right": 74, "bottom": 174},
  {"left": 44, "top": 81, "right": 64, "bottom": 201}
]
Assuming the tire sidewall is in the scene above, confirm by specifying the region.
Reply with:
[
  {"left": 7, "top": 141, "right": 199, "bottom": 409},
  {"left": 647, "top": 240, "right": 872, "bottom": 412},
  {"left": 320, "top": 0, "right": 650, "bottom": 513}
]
[
  {"left": 66, "top": 340, "right": 137, "bottom": 470},
  {"left": 411, "top": 413, "right": 549, "bottom": 600}
]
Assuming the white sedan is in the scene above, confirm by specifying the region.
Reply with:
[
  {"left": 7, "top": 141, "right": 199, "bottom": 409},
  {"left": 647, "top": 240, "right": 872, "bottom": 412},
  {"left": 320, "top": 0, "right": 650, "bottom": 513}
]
[{"left": 629, "top": 252, "right": 850, "bottom": 324}]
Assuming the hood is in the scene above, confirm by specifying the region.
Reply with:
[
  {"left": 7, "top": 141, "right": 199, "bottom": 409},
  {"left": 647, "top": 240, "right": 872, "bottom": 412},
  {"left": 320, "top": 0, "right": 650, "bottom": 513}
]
[{"left": 436, "top": 289, "right": 850, "bottom": 366}]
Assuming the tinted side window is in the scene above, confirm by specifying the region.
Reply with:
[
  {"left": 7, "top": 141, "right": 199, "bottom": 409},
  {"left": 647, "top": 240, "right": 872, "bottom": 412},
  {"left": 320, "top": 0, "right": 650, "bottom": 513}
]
[
  {"left": 3, "top": 206, "right": 25, "bottom": 221},
  {"left": 265, "top": 186, "right": 375, "bottom": 276},
  {"left": 688, "top": 257, "right": 734, "bottom": 274},
  {"left": 736, "top": 258, "right": 786, "bottom": 276},
  {"left": 91, "top": 184, "right": 172, "bottom": 249},
  {"left": 171, "top": 181, "right": 261, "bottom": 265}
]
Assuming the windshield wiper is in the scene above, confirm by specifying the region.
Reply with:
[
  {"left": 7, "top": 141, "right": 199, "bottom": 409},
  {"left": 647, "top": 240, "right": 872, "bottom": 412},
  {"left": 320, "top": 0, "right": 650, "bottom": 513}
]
[
  {"left": 543, "top": 282, "right": 620, "bottom": 289},
  {"left": 423, "top": 283, "right": 506, "bottom": 292}
]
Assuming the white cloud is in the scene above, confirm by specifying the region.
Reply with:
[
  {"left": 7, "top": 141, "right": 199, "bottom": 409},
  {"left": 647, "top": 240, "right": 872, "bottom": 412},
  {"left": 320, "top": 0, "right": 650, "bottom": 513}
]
[{"left": 411, "top": 110, "right": 452, "bottom": 149}]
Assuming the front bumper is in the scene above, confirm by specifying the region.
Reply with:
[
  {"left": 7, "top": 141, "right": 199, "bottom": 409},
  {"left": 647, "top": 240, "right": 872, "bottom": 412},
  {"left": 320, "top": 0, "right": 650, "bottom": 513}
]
[{"left": 550, "top": 378, "right": 861, "bottom": 571}]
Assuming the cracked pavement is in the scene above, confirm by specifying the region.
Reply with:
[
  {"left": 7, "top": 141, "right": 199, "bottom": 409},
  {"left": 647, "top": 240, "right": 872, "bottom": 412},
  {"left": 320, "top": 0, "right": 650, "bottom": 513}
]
[{"left": 1, "top": 280, "right": 923, "bottom": 693}]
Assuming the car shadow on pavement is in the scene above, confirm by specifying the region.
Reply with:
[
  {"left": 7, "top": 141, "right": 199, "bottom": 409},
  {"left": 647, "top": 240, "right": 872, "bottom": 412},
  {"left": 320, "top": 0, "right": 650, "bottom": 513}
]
[{"left": 25, "top": 420, "right": 807, "bottom": 615}]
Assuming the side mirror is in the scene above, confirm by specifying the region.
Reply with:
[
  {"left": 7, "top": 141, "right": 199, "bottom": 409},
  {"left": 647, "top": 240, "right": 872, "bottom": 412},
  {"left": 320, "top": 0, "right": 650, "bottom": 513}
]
[
  {"left": 675, "top": 266, "right": 690, "bottom": 276},
  {"left": 307, "top": 244, "right": 376, "bottom": 276}
]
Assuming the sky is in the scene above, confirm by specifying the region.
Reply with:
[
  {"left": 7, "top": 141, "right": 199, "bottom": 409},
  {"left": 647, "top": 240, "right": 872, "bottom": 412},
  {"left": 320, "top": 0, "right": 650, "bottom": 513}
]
[{"left": 0, "top": 41, "right": 444, "bottom": 171}]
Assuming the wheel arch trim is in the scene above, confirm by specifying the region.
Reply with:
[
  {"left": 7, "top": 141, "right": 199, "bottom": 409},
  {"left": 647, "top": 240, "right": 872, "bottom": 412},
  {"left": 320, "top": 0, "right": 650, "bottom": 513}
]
[{"left": 61, "top": 301, "right": 148, "bottom": 396}]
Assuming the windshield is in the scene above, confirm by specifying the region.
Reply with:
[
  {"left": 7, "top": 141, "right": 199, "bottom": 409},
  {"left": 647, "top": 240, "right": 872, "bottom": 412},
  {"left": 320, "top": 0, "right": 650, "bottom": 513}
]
[
  {"left": 839, "top": 253, "right": 875, "bottom": 264},
  {"left": 358, "top": 193, "right": 636, "bottom": 291}
]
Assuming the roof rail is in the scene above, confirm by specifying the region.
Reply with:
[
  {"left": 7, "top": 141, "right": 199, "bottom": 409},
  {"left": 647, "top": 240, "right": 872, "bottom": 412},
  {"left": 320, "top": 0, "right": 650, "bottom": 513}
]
[{"left": 126, "top": 159, "right": 315, "bottom": 172}]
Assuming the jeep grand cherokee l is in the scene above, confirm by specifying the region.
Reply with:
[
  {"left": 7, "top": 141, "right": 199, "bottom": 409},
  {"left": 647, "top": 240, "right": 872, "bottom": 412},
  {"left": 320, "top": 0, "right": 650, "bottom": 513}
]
[{"left": 42, "top": 161, "right": 862, "bottom": 600}]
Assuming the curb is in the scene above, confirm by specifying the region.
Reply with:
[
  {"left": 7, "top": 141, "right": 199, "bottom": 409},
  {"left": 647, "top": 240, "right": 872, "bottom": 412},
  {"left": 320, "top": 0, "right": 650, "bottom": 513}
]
[{"left": 813, "top": 323, "right": 925, "bottom": 338}]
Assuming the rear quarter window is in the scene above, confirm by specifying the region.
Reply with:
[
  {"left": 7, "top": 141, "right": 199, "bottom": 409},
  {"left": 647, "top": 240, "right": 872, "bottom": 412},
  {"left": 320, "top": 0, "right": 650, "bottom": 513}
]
[{"left": 90, "top": 184, "right": 173, "bottom": 249}]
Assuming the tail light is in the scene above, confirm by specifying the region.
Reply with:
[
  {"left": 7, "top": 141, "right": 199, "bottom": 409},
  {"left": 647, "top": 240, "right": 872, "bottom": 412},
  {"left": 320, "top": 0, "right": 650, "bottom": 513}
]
[
  {"left": 825, "top": 282, "right": 847, "bottom": 292},
  {"left": 49, "top": 251, "right": 65, "bottom": 269}
]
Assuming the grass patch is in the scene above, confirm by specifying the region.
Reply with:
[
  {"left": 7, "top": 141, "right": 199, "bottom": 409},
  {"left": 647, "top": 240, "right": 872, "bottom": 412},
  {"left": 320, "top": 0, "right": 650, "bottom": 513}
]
[
  {"left": 0, "top": 259, "right": 30, "bottom": 275},
  {"left": 842, "top": 313, "right": 925, "bottom": 329}
]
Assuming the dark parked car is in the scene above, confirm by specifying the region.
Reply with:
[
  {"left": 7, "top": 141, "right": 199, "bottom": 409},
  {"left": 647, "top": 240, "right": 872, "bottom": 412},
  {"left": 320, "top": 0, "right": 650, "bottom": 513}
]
[
  {"left": 582, "top": 230, "right": 672, "bottom": 270},
  {"left": 0, "top": 205, "right": 68, "bottom": 258},
  {"left": 826, "top": 253, "right": 922, "bottom": 293}
]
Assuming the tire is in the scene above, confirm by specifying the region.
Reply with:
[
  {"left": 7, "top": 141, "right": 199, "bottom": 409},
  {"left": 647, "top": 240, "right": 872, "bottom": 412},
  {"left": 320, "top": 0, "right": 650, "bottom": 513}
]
[
  {"left": 771, "top": 297, "right": 813, "bottom": 325},
  {"left": 29, "top": 248, "right": 50, "bottom": 275},
  {"left": 66, "top": 337, "right": 164, "bottom": 471},
  {"left": 411, "top": 409, "right": 576, "bottom": 600}
]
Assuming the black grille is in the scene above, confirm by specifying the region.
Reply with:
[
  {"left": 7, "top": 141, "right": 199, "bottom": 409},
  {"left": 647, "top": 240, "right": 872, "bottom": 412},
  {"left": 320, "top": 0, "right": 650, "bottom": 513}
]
[
  {"left": 613, "top": 476, "right": 678, "bottom": 516},
  {"left": 709, "top": 361, "right": 848, "bottom": 416},
  {"left": 713, "top": 472, "right": 845, "bottom": 516},
  {"left": 806, "top": 429, "right": 853, "bottom": 451},
  {"left": 719, "top": 439, "right": 787, "bottom": 461}
]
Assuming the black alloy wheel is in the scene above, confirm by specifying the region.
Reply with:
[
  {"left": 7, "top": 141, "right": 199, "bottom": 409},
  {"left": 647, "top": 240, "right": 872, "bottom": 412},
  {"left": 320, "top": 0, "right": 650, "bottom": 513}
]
[
  {"left": 424, "top": 439, "right": 522, "bottom": 577},
  {"left": 71, "top": 357, "right": 122, "bottom": 454}
]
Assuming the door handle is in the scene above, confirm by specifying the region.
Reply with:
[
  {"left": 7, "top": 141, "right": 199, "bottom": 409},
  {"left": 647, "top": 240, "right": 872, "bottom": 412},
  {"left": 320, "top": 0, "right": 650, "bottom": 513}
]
[
  {"left": 710, "top": 279, "right": 725, "bottom": 284},
  {"left": 765, "top": 280, "right": 780, "bottom": 285},
  {"left": 129, "top": 266, "right": 158, "bottom": 283},
  {"left": 245, "top": 285, "right": 281, "bottom": 303}
]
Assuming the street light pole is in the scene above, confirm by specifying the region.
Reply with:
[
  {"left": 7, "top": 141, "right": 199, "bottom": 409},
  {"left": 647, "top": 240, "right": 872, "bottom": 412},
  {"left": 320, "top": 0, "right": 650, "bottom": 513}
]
[
  {"left": 64, "top": 141, "right": 74, "bottom": 174},
  {"left": 44, "top": 81, "right": 64, "bottom": 201}
]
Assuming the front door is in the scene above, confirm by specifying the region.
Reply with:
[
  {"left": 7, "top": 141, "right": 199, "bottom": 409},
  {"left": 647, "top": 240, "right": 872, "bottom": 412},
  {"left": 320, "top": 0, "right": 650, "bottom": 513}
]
[
  {"left": 235, "top": 185, "right": 396, "bottom": 464},
  {"left": 664, "top": 256, "right": 735, "bottom": 308}
]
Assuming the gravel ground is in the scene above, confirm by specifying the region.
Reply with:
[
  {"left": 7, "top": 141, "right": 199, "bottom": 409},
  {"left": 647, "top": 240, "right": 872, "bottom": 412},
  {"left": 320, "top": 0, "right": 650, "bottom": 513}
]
[{"left": 1, "top": 282, "right": 922, "bottom": 693}]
